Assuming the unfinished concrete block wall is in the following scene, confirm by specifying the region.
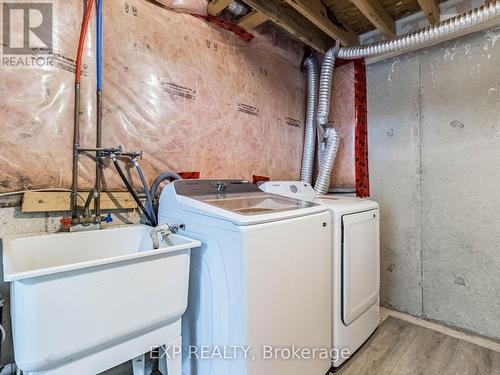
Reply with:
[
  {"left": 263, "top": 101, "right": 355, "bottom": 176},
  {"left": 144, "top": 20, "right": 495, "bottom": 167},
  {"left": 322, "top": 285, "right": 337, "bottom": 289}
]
[{"left": 368, "top": 27, "right": 500, "bottom": 340}]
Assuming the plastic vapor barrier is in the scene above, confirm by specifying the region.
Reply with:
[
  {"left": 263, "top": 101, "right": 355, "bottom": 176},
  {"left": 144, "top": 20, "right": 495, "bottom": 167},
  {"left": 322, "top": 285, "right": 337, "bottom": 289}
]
[
  {"left": 0, "top": 0, "right": 96, "bottom": 192},
  {"left": 0, "top": 0, "right": 307, "bottom": 192},
  {"left": 329, "top": 62, "right": 357, "bottom": 190},
  {"left": 155, "top": 0, "right": 208, "bottom": 16}
]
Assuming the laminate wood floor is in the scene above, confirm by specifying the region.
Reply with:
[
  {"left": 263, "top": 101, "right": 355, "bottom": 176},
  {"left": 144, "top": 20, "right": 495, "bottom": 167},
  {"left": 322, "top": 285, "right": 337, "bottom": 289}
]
[{"left": 336, "top": 316, "right": 500, "bottom": 375}]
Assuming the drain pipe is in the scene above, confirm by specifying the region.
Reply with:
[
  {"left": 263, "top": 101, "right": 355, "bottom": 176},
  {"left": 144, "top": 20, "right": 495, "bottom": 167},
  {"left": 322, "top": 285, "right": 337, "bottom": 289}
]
[
  {"left": 147, "top": 172, "right": 182, "bottom": 219},
  {"left": 300, "top": 56, "right": 318, "bottom": 184}
]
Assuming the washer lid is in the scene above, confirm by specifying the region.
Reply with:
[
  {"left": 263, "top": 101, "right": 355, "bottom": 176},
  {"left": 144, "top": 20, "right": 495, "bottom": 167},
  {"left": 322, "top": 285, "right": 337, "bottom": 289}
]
[{"left": 172, "top": 179, "right": 325, "bottom": 224}]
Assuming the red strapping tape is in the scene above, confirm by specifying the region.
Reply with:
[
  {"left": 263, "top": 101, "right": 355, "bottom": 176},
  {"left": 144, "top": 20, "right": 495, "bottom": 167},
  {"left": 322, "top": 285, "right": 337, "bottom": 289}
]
[
  {"left": 353, "top": 59, "right": 370, "bottom": 198},
  {"left": 204, "top": 15, "right": 254, "bottom": 42},
  {"left": 252, "top": 175, "right": 270, "bottom": 184},
  {"left": 179, "top": 172, "right": 200, "bottom": 179}
]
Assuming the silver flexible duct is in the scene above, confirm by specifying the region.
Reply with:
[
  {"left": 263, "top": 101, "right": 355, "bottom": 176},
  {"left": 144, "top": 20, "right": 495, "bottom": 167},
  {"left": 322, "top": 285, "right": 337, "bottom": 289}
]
[
  {"left": 316, "top": 47, "right": 337, "bottom": 128},
  {"left": 227, "top": 1, "right": 249, "bottom": 16},
  {"left": 338, "top": 1, "right": 500, "bottom": 59},
  {"left": 312, "top": 2, "right": 500, "bottom": 195},
  {"left": 314, "top": 45, "right": 340, "bottom": 195},
  {"left": 315, "top": 128, "right": 340, "bottom": 195},
  {"left": 300, "top": 56, "right": 319, "bottom": 183}
]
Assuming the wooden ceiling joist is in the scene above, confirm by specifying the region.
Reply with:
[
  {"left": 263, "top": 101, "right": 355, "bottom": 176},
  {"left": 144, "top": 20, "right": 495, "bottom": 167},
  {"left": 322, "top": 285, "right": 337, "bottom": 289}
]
[
  {"left": 282, "top": 0, "right": 358, "bottom": 46},
  {"left": 417, "top": 0, "right": 440, "bottom": 25},
  {"left": 208, "top": 0, "right": 233, "bottom": 16},
  {"left": 350, "top": 0, "right": 396, "bottom": 39},
  {"left": 237, "top": 10, "right": 269, "bottom": 30},
  {"left": 242, "top": 0, "right": 334, "bottom": 53}
]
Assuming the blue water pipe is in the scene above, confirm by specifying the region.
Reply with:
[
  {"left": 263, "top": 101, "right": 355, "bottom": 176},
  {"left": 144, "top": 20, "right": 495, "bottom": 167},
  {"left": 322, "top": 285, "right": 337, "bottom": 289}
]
[
  {"left": 93, "top": 0, "right": 164, "bottom": 227},
  {"left": 94, "top": 0, "right": 104, "bottom": 220}
]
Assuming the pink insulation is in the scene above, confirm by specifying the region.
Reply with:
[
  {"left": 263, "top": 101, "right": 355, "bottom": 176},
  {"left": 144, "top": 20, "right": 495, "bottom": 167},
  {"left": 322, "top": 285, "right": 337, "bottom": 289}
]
[
  {"left": 0, "top": 0, "right": 96, "bottom": 192},
  {"left": 154, "top": 0, "right": 208, "bottom": 15},
  {"left": 0, "top": 0, "right": 306, "bottom": 192},
  {"left": 329, "top": 62, "right": 356, "bottom": 189},
  {"left": 0, "top": 0, "right": 360, "bottom": 194}
]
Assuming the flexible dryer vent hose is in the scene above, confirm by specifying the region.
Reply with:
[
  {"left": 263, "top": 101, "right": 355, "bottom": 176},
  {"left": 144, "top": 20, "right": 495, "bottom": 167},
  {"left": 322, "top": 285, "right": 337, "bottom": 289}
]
[
  {"left": 339, "top": 1, "right": 500, "bottom": 59},
  {"left": 316, "top": 47, "right": 337, "bottom": 129},
  {"left": 300, "top": 56, "right": 319, "bottom": 184},
  {"left": 315, "top": 128, "right": 340, "bottom": 195},
  {"left": 313, "top": 1, "right": 500, "bottom": 195},
  {"left": 314, "top": 46, "right": 339, "bottom": 195}
]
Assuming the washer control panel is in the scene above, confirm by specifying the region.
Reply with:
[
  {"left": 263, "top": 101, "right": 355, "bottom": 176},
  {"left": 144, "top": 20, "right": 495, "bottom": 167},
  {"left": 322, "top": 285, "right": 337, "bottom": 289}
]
[{"left": 259, "top": 181, "right": 317, "bottom": 199}]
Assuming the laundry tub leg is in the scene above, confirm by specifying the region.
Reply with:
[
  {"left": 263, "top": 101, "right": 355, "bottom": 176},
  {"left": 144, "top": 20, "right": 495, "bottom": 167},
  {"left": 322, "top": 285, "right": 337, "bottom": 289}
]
[
  {"left": 159, "top": 336, "right": 182, "bottom": 375},
  {"left": 132, "top": 354, "right": 146, "bottom": 375}
]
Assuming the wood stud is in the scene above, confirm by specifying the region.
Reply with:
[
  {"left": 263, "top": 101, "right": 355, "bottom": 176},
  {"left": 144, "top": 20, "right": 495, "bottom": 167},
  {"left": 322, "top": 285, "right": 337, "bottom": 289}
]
[
  {"left": 207, "top": 0, "right": 233, "bottom": 16},
  {"left": 237, "top": 10, "right": 269, "bottom": 30},
  {"left": 417, "top": 0, "right": 441, "bottom": 25},
  {"left": 282, "top": 0, "right": 358, "bottom": 45},
  {"left": 350, "top": 0, "right": 396, "bottom": 39},
  {"left": 22, "top": 191, "right": 137, "bottom": 212},
  {"left": 242, "top": 0, "right": 334, "bottom": 53}
]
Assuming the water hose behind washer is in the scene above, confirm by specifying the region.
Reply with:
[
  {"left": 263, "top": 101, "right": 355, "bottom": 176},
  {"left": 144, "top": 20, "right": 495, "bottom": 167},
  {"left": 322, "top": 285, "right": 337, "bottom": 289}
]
[
  {"left": 147, "top": 172, "right": 182, "bottom": 220},
  {"left": 133, "top": 159, "right": 157, "bottom": 226},
  {"left": 112, "top": 157, "right": 155, "bottom": 226},
  {"left": 312, "top": 2, "right": 500, "bottom": 194}
]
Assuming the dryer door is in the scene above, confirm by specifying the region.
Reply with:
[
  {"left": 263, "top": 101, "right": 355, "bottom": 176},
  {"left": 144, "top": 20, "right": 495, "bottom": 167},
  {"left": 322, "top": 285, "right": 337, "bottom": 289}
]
[{"left": 342, "top": 209, "right": 380, "bottom": 326}]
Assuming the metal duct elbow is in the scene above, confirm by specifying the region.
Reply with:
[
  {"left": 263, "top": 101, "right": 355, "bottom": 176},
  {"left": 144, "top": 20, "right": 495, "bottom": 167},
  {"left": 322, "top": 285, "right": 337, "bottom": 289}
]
[
  {"left": 314, "top": 128, "right": 340, "bottom": 195},
  {"left": 227, "top": 1, "right": 249, "bottom": 16},
  {"left": 300, "top": 56, "right": 319, "bottom": 183},
  {"left": 338, "top": 1, "right": 500, "bottom": 59},
  {"left": 316, "top": 47, "right": 337, "bottom": 128}
]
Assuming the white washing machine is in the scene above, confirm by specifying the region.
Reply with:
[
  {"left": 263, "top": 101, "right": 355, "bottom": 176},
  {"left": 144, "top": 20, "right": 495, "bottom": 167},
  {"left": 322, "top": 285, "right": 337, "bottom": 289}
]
[
  {"left": 158, "top": 179, "right": 332, "bottom": 375},
  {"left": 260, "top": 181, "right": 380, "bottom": 371}
]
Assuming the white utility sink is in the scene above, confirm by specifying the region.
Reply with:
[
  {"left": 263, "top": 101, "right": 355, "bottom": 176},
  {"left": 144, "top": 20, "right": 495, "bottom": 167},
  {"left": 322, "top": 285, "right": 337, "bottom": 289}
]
[{"left": 3, "top": 224, "right": 200, "bottom": 375}]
